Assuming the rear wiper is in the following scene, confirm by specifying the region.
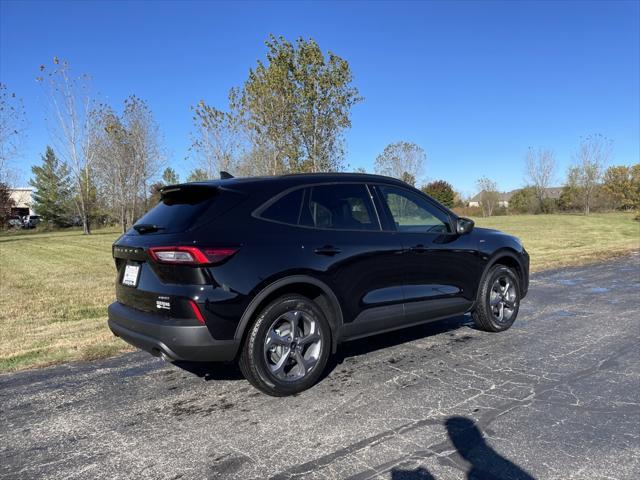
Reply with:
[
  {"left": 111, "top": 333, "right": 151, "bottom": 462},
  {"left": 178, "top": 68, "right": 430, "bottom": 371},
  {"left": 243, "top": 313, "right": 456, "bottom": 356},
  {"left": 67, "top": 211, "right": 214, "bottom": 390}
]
[{"left": 133, "top": 224, "right": 165, "bottom": 234}]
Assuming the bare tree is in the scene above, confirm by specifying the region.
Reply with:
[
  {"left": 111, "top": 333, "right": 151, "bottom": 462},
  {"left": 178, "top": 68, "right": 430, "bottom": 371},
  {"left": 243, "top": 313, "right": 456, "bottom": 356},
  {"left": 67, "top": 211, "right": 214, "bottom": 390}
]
[
  {"left": 476, "top": 176, "right": 500, "bottom": 217},
  {"left": 92, "top": 96, "right": 163, "bottom": 232},
  {"left": 524, "top": 147, "right": 556, "bottom": 213},
  {"left": 123, "top": 95, "right": 163, "bottom": 219},
  {"left": 235, "top": 141, "right": 282, "bottom": 177},
  {"left": 37, "top": 58, "right": 96, "bottom": 234},
  {"left": 374, "top": 141, "right": 425, "bottom": 186},
  {"left": 91, "top": 105, "right": 131, "bottom": 231},
  {"left": 190, "top": 92, "right": 243, "bottom": 178},
  {"left": 0, "top": 83, "right": 27, "bottom": 185},
  {"left": 571, "top": 134, "right": 612, "bottom": 215}
]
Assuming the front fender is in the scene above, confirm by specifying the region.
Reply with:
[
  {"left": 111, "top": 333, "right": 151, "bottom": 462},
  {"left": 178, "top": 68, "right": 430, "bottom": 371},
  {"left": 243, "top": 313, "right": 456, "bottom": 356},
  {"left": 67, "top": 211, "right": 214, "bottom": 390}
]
[{"left": 475, "top": 247, "right": 530, "bottom": 304}]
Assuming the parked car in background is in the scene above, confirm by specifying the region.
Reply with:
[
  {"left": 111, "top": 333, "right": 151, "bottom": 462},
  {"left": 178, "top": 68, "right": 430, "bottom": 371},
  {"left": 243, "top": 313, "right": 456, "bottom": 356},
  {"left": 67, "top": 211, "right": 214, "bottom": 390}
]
[
  {"left": 7, "top": 216, "right": 23, "bottom": 228},
  {"left": 23, "top": 215, "right": 41, "bottom": 229},
  {"left": 108, "top": 173, "right": 530, "bottom": 396}
]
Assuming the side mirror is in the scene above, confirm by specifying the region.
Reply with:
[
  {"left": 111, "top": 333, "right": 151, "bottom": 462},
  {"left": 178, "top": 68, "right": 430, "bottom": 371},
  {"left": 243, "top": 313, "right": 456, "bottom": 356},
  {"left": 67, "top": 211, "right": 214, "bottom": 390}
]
[{"left": 456, "top": 217, "right": 475, "bottom": 235}]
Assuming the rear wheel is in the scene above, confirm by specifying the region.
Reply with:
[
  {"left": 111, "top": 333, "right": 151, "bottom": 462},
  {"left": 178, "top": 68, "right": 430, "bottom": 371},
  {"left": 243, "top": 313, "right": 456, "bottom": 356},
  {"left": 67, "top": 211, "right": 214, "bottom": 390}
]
[
  {"left": 239, "top": 294, "right": 331, "bottom": 396},
  {"left": 472, "top": 265, "right": 520, "bottom": 332}
]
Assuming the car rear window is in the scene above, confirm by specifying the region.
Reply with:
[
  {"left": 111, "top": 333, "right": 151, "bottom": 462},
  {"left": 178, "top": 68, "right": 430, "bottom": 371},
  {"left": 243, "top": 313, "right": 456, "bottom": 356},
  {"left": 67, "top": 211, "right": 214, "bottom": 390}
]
[
  {"left": 132, "top": 185, "right": 243, "bottom": 234},
  {"left": 259, "top": 188, "right": 304, "bottom": 225}
]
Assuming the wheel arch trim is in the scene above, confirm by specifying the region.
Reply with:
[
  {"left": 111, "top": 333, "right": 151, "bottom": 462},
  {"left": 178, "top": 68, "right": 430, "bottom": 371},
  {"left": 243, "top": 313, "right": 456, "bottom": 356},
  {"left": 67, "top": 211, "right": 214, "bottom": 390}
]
[
  {"left": 234, "top": 275, "right": 344, "bottom": 352},
  {"left": 476, "top": 248, "right": 527, "bottom": 301}
]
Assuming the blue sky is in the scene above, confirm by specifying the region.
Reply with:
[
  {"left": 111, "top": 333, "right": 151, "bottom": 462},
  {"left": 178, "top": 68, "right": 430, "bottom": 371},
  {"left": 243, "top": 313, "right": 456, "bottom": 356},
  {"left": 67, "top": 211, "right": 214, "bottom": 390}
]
[{"left": 1, "top": 0, "right": 638, "bottom": 196}]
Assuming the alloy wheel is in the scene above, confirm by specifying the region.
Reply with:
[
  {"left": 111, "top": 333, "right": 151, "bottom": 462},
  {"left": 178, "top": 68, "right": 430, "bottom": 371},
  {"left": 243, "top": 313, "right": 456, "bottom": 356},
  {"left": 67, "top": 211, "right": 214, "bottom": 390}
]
[
  {"left": 489, "top": 275, "right": 518, "bottom": 323},
  {"left": 263, "top": 310, "right": 322, "bottom": 382}
]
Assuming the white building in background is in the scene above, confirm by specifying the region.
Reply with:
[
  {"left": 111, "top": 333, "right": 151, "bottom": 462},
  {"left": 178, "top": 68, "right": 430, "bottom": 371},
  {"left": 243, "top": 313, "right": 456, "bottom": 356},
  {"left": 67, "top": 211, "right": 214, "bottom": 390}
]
[
  {"left": 9, "top": 188, "right": 34, "bottom": 217},
  {"left": 468, "top": 190, "right": 516, "bottom": 208}
]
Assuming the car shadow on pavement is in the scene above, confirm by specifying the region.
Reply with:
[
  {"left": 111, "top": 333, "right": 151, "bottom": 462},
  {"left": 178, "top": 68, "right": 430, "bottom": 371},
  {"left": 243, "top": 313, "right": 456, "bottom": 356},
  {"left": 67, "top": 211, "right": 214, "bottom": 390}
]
[
  {"left": 174, "top": 314, "right": 474, "bottom": 383},
  {"left": 173, "top": 360, "right": 245, "bottom": 381},
  {"left": 322, "top": 314, "right": 473, "bottom": 380},
  {"left": 391, "top": 416, "right": 535, "bottom": 480}
]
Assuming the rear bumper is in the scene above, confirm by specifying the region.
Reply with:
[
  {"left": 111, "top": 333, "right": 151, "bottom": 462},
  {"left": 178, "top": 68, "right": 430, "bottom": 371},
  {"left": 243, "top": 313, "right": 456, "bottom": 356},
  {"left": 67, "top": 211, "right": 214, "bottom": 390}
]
[{"left": 108, "top": 302, "right": 240, "bottom": 362}]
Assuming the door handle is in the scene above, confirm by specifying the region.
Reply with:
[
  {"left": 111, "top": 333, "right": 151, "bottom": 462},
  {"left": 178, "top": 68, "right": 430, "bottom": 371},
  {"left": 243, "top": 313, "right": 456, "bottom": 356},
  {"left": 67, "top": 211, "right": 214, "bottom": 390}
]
[
  {"left": 314, "top": 245, "right": 342, "bottom": 256},
  {"left": 408, "top": 244, "right": 429, "bottom": 253}
]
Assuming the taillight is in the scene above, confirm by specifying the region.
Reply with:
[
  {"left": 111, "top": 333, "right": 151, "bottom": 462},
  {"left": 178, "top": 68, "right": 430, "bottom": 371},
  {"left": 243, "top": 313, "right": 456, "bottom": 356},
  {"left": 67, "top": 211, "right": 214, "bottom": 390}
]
[{"left": 148, "top": 246, "right": 237, "bottom": 265}]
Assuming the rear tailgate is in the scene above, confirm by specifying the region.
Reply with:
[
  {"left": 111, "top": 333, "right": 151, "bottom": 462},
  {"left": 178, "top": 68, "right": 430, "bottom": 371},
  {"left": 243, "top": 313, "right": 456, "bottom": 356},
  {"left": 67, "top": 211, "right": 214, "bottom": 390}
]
[
  {"left": 112, "top": 183, "right": 245, "bottom": 317},
  {"left": 113, "top": 237, "right": 208, "bottom": 318}
]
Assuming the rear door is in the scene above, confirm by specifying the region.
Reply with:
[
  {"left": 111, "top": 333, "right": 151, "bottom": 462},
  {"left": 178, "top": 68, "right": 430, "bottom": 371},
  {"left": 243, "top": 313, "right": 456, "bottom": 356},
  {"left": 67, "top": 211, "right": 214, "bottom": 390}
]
[
  {"left": 290, "top": 183, "right": 405, "bottom": 340},
  {"left": 373, "top": 184, "right": 477, "bottom": 324}
]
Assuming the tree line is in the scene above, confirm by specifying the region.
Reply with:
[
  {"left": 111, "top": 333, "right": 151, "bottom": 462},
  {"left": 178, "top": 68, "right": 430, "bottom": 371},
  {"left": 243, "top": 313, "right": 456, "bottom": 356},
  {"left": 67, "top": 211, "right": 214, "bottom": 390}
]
[
  {"left": 472, "top": 135, "right": 639, "bottom": 218},
  {"left": 1, "top": 36, "right": 638, "bottom": 231},
  {"left": 0, "top": 36, "right": 367, "bottom": 232},
  {"left": 1, "top": 59, "right": 166, "bottom": 232}
]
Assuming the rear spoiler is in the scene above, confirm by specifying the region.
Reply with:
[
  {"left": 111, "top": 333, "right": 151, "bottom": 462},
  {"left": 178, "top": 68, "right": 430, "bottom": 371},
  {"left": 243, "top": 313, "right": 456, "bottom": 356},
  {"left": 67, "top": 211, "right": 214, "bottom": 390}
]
[{"left": 159, "top": 184, "right": 220, "bottom": 204}]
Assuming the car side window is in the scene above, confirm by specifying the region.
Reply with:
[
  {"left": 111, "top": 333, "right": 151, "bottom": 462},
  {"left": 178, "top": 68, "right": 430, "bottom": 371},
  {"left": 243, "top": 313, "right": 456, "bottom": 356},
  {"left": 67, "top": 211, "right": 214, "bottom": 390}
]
[
  {"left": 260, "top": 188, "right": 304, "bottom": 225},
  {"left": 300, "top": 184, "right": 379, "bottom": 231},
  {"left": 378, "top": 185, "right": 451, "bottom": 233}
]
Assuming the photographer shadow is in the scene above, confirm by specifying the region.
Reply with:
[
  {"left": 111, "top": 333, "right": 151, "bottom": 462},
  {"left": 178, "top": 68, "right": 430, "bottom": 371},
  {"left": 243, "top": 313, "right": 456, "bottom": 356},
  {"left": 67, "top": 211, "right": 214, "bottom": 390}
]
[{"left": 391, "top": 416, "right": 535, "bottom": 480}]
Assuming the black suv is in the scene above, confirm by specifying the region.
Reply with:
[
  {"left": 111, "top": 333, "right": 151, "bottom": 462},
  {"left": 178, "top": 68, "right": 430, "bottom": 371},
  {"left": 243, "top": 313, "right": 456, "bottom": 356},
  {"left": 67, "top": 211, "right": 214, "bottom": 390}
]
[{"left": 108, "top": 173, "right": 529, "bottom": 396}]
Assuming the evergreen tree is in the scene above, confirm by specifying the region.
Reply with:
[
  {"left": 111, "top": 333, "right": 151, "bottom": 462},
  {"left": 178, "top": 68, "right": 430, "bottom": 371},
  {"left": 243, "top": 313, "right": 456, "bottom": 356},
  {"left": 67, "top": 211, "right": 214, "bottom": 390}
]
[
  {"left": 30, "top": 146, "right": 73, "bottom": 226},
  {"left": 162, "top": 167, "right": 179, "bottom": 185},
  {"left": 0, "top": 182, "right": 15, "bottom": 227}
]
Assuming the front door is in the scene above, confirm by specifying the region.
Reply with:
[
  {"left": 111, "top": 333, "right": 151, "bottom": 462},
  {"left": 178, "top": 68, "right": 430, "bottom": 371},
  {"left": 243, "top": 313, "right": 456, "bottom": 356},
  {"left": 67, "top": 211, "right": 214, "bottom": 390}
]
[{"left": 374, "top": 184, "right": 478, "bottom": 325}]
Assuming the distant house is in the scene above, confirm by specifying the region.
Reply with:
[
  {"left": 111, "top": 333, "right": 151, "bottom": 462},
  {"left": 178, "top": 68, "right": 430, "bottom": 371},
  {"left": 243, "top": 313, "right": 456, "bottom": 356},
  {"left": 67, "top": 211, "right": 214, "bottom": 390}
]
[
  {"left": 539, "top": 187, "right": 563, "bottom": 201},
  {"left": 468, "top": 187, "right": 563, "bottom": 208},
  {"left": 468, "top": 190, "right": 516, "bottom": 208},
  {"left": 9, "top": 188, "right": 34, "bottom": 217}
]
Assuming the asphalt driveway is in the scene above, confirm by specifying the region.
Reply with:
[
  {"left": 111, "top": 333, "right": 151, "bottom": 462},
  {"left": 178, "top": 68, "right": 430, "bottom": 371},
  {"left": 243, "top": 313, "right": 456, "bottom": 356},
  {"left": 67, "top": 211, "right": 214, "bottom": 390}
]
[{"left": 1, "top": 256, "right": 639, "bottom": 480}]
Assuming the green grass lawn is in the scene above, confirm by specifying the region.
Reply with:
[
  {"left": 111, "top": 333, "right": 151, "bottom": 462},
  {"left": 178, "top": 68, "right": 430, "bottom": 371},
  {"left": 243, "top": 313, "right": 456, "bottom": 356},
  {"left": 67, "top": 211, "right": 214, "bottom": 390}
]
[
  {"left": 0, "top": 213, "right": 638, "bottom": 373},
  {"left": 0, "top": 227, "right": 127, "bottom": 372},
  {"left": 473, "top": 212, "right": 640, "bottom": 271}
]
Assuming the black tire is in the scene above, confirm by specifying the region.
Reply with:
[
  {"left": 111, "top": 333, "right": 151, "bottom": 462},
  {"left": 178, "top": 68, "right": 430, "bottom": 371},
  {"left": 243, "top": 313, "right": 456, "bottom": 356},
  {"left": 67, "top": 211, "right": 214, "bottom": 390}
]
[
  {"left": 239, "top": 294, "right": 331, "bottom": 396},
  {"left": 472, "top": 264, "right": 521, "bottom": 332}
]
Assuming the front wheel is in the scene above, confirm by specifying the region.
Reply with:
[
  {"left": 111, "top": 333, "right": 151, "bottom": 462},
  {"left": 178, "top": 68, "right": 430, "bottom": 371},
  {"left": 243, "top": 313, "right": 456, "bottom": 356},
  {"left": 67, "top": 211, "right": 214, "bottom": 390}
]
[
  {"left": 239, "top": 294, "right": 331, "bottom": 396},
  {"left": 472, "top": 265, "right": 521, "bottom": 332}
]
